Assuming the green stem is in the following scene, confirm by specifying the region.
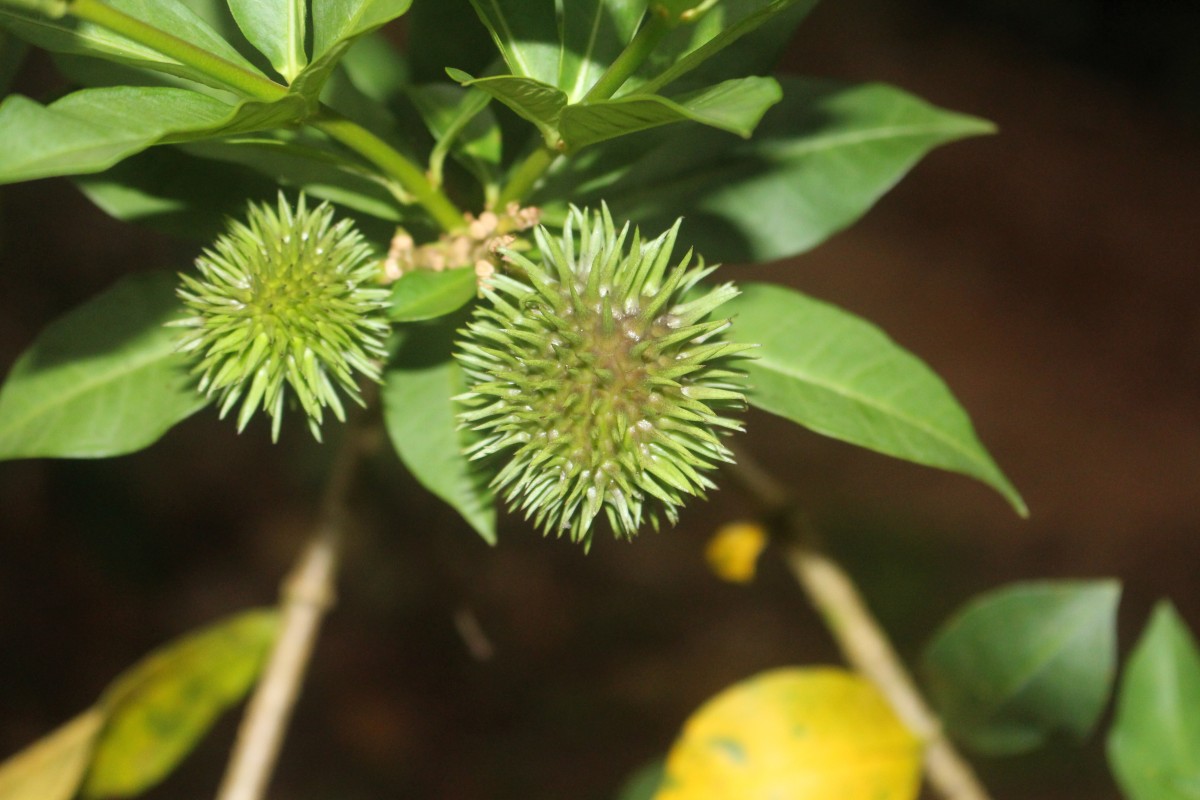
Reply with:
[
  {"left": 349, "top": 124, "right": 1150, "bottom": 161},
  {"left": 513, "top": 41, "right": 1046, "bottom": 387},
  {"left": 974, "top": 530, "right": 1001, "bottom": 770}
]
[
  {"left": 312, "top": 111, "right": 465, "bottom": 233},
  {"left": 67, "top": 0, "right": 287, "bottom": 102},
  {"left": 494, "top": 145, "right": 557, "bottom": 209},
  {"left": 496, "top": 11, "right": 673, "bottom": 208},
  {"left": 582, "top": 10, "right": 671, "bottom": 102}
]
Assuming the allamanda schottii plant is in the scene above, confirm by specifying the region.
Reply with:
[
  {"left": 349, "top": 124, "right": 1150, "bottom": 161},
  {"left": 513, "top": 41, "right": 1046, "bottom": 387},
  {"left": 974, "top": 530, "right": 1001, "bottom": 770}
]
[{"left": 0, "top": 2, "right": 1194, "bottom": 800}]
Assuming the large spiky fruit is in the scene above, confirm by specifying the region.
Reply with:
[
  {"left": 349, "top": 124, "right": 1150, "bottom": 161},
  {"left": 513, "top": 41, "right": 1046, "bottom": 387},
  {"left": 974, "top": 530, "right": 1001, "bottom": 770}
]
[
  {"left": 174, "top": 194, "right": 390, "bottom": 441},
  {"left": 456, "top": 206, "right": 753, "bottom": 546}
]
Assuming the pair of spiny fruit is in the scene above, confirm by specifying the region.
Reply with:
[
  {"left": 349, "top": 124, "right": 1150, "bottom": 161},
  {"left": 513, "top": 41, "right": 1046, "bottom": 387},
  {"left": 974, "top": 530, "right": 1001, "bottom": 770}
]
[{"left": 175, "top": 195, "right": 754, "bottom": 545}]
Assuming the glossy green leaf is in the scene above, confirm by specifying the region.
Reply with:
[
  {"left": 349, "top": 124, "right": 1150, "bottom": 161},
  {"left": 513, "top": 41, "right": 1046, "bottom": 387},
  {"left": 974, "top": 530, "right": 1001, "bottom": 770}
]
[
  {"left": 0, "top": 86, "right": 307, "bottom": 184},
  {"left": 227, "top": 0, "right": 307, "bottom": 82},
  {"left": 559, "top": 75, "right": 780, "bottom": 150},
  {"left": 0, "top": 711, "right": 104, "bottom": 800},
  {"left": 383, "top": 318, "right": 496, "bottom": 543},
  {"left": 81, "top": 609, "right": 278, "bottom": 798},
  {"left": 74, "top": 147, "right": 277, "bottom": 241},
  {"left": 558, "top": 0, "right": 647, "bottom": 101},
  {"left": 922, "top": 580, "right": 1120, "bottom": 755},
  {"left": 629, "top": 0, "right": 817, "bottom": 95},
  {"left": 466, "top": 0, "right": 558, "bottom": 83},
  {"left": 388, "top": 269, "right": 478, "bottom": 322},
  {"left": 0, "top": 272, "right": 207, "bottom": 460},
  {"left": 448, "top": 69, "right": 566, "bottom": 146},
  {"left": 543, "top": 77, "right": 994, "bottom": 263},
  {"left": 725, "top": 283, "right": 1025, "bottom": 513},
  {"left": 0, "top": 0, "right": 266, "bottom": 92},
  {"left": 1108, "top": 602, "right": 1200, "bottom": 800}
]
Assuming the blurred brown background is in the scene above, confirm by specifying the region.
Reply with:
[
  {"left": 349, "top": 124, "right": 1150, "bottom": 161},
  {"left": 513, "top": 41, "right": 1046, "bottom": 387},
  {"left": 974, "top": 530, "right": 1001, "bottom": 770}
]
[{"left": 2, "top": 0, "right": 1199, "bottom": 798}]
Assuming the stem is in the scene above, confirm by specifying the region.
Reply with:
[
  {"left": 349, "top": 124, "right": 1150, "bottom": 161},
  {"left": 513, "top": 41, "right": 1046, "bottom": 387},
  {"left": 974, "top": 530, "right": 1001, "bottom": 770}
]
[
  {"left": 494, "top": 11, "right": 672, "bottom": 208},
  {"left": 67, "top": 0, "right": 287, "bottom": 102},
  {"left": 582, "top": 11, "right": 671, "bottom": 102},
  {"left": 313, "top": 111, "right": 465, "bottom": 233},
  {"left": 726, "top": 447, "right": 993, "bottom": 800},
  {"left": 214, "top": 424, "right": 371, "bottom": 800},
  {"left": 494, "top": 145, "right": 557, "bottom": 209}
]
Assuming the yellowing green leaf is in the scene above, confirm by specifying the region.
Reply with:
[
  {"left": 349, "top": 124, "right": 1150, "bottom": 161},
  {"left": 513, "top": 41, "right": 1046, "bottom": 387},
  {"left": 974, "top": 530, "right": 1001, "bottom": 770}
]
[
  {"left": 656, "top": 668, "right": 921, "bottom": 800},
  {"left": 81, "top": 609, "right": 278, "bottom": 798},
  {"left": 0, "top": 710, "right": 104, "bottom": 800}
]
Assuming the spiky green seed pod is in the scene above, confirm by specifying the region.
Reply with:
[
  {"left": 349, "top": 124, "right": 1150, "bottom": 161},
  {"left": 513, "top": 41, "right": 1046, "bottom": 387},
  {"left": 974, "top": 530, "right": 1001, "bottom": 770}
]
[
  {"left": 174, "top": 194, "right": 390, "bottom": 441},
  {"left": 456, "top": 206, "right": 753, "bottom": 546}
]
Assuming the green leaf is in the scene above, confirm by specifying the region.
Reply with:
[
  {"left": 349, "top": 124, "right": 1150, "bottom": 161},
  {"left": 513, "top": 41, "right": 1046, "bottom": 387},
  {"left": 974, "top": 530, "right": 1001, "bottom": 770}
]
[
  {"left": 388, "top": 269, "right": 478, "bottom": 322},
  {"left": 466, "top": 0, "right": 558, "bottom": 84},
  {"left": 725, "top": 283, "right": 1025, "bottom": 514},
  {"left": 82, "top": 609, "right": 278, "bottom": 798},
  {"left": 227, "top": 0, "right": 307, "bottom": 82},
  {"left": 629, "top": 0, "right": 818, "bottom": 95},
  {"left": 1108, "top": 601, "right": 1200, "bottom": 800},
  {"left": 74, "top": 146, "right": 277, "bottom": 241},
  {"left": 0, "top": 86, "right": 307, "bottom": 184},
  {"left": 0, "top": 0, "right": 266, "bottom": 92},
  {"left": 922, "top": 580, "right": 1121, "bottom": 755},
  {"left": 0, "top": 711, "right": 105, "bottom": 800},
  {"left": 559, "top": 75, "right": 780, "bottom": 150},
  {"left": 544, "top": 77, "right": 994, "bottom": 263},
  {"left": 448, "top": 69, "right": 566, "bottom": 147},
  {"left": 0, "top": 272, "right": 207, "bottom": 460},
  {"left": 291, "top": 0, "right": 412, "bottom": 101},
  {"left": 558, "top": 0, "right": 647, "bottom": 101},
  {"left": 383, "top": 318, "right": 496, "bottom": 543}
]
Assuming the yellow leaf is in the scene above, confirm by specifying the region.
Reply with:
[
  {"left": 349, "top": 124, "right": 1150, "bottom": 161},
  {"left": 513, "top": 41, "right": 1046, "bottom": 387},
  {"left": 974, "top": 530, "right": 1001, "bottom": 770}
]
[
  {"left": 705, "top": 522, "right": 768, "bottom": 583},
  {"left": 655, "top": 667, "right": 922, "bottom": 800},
  {"left": 0, "top": 709, "right": 105, "bottom": 800}
]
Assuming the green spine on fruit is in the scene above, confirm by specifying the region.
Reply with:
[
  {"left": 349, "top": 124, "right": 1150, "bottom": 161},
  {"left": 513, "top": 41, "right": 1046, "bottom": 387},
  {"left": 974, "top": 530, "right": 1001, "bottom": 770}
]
[{"left": 455, "top": 205, "right": 753, "bottom": 546}]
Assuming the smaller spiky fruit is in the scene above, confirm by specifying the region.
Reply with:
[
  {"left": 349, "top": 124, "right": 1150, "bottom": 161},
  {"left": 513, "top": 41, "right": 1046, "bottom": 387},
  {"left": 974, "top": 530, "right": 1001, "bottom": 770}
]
[
  {"left": 174, "top": 194, "right": 390, "bottom": 441},
  {"left": 456, "top": 206, "right": 753, "bottom": 546}
]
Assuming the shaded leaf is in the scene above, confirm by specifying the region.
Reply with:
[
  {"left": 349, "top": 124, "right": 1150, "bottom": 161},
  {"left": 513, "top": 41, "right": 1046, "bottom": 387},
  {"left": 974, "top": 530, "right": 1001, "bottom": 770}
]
[
  {"left": 182, "top": 135, "right": 403, "bottom": 222},
  {"left": 408, "top": 0, "right": 493, "bottom": 83},
  {"left": 0, "top": 86, "right": 307, "bottom": 184},
  {"left": 383, "top": 318, "right": 496, "bottom": 543},
  {"left": 1108, "top": 601, "right": 1200, "bottom": 800},
  {"left": 74, "top": 146, "right": 277, "bottom": 241},
  {"left": 629, "top": 0, "right": 818, "bottom": 95},
  {"left": 559, "top": 75, "right": 780, "bottom": 150},
  {"left": 0, "top": 272, "right": 207, "bottom": 460},
  {"left": 466, "top": 0, "right": 558, "bottom": 84},
  {"left": 558, "top": 0, "right": 647, "bottom": 101},
  {"left": 408, "top": 84, "right": 501, "bottom": 190},
  {"left": 923, "top": 580, "right": 1120, "bottom": 755},
  {"left": 656, "top": 667, "right": 920, "bottom": 800},
  {"left": 725, "top": 282, "right": 1025, "bottom": 513},
  {"left": 0, "top": 711, "right": 104, "bottom": 800},
  {"left": 227, "top": 0, "right": 307, "bottom": 81},
  {"left": 292, "top": 0, "right": 412, "bottom": 101},
  {"left": 542, "top": 77, "right": 994, "bottom": 263},
  {"left": 0, "top": 0, "right": 266, "bottom": 92},
  {"left": 82, "top": 610, "right": 278, "bottom": 798},
  {"left": 388, "top": 269, "right": 478, "bottom": 322}
]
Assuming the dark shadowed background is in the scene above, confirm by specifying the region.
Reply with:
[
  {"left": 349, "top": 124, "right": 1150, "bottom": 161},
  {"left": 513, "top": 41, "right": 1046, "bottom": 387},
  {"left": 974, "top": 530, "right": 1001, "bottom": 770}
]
[{"left": 2, "top": 1, "right": 1198, "bottom": 798}]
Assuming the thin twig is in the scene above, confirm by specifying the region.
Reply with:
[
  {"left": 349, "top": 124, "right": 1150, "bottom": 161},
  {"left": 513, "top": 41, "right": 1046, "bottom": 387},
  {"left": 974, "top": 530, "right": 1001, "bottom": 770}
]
[
  {"left": 726, "top": 445, "right": 993, "bottom": 800},
  {"left": 214, "top": 423, "right": 371, "bottom": 800}
]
